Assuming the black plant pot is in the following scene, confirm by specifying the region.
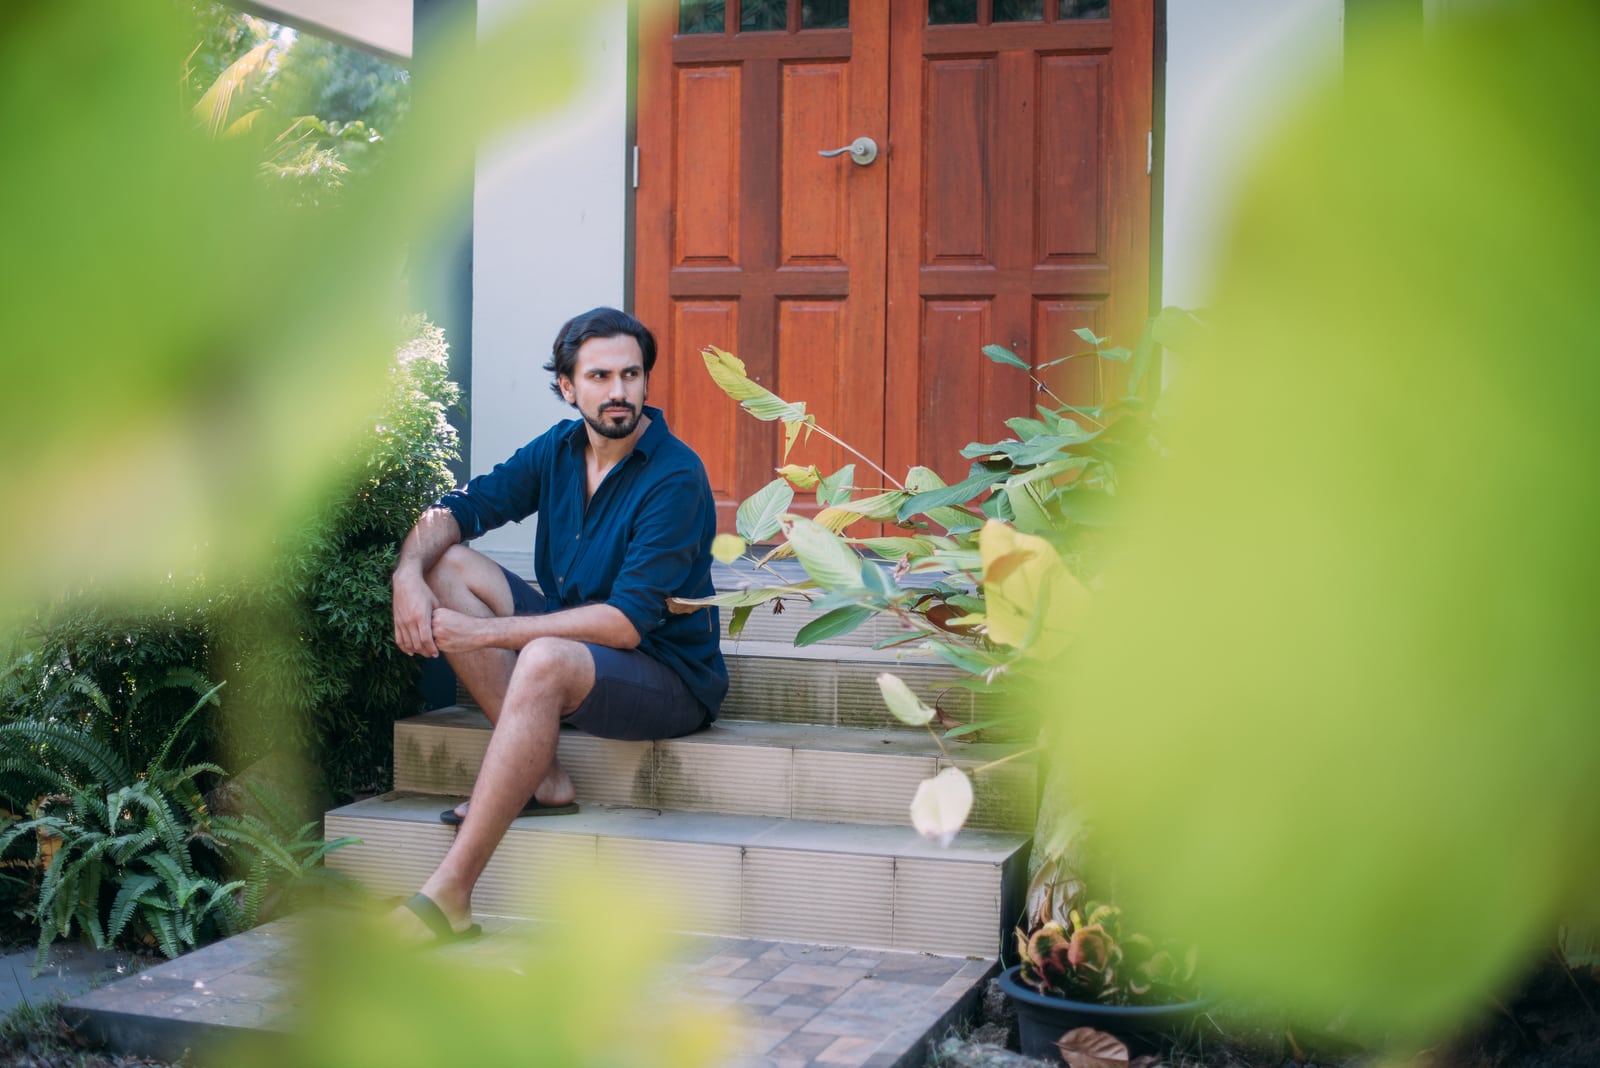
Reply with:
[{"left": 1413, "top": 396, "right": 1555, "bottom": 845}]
[{"left": 997, "top": 965, "right": 1209, "bottom": 1062}]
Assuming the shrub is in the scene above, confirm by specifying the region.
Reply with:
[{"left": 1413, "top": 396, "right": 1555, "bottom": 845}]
[{"left": 213, "top": 317, "right": 461, "bottom": 799}]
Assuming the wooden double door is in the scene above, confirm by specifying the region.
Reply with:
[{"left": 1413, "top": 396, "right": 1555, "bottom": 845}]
[{"left": 635, "top": 0, "right": 1154, "bottom": 527}]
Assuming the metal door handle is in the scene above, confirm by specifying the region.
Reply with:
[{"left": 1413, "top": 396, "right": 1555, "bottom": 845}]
[{"left": 818, "top": 136, "right": 879, "bottom": 166}]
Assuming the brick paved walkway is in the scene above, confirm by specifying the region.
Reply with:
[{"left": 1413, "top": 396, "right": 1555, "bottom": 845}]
[{"left": 67, "top": 916, "right": 993, "bottom": 1067}]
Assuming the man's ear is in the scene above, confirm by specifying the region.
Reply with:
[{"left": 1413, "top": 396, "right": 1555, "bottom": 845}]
[{"left": 558, "top": 375, "right": 574, "bottom": 404}]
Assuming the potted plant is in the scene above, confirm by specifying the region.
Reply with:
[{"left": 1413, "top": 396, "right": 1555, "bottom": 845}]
[{"left": 1001, "top": 892, "right": 1207, "bottom": 1062}]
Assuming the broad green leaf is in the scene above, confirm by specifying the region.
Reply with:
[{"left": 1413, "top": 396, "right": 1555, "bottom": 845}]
[
  {"left": 860, "top": 560, "right": 897, "bottom": 598},
  {"left": 981, "top": 344, "right": 1031, "bottom": 370},
  {"left": 667, "top": 583, "right": 814, "bottom": 609},
  {"left": 830, "top": 489, "right": 911, "bottom": 523},
  {"left": 817, "top": 464, "right": 856, "bottom": 507},
  {"left": 1006, "top": 456, "right": 1092, "bottom": 487},
  {"left": 1004, "top": 479, "right": 1054, "bottom": 536},
  {"left": 876, "top": 673, "right": 935, "bottom": 726},
  {"left": 896, "top": 469, "right": 1005, "bottom": 523},
  {"left": 924, "top": 640, "right": 1005, "bottom": 675},
  {"left": 980, "top": 493, "right": 1013, "bottom": 521},
  {"left": 795, "top": 604, "right": 873, "bottom": 646},
  {"left": 1072, "top": 327, "right": 1104, "bottom": 346},
  {"left": 904, "top": 466, "right": 947, "bottom": 493},
  {"left": 735, "top": 477, "right": 794, "bottom": 543},
  {"left": 960, "top": 440, "right": 1008, "bottom": 460},
  {"left": 1005, "top": 416, "right": 1053, "bottom": 440},
  {"left": 908, "top": 549, "right": 983, "bottom": 574},
  {"left": 783, "top": 516, "right": 865, "bottom": 592},
  {"left": 727, "top": 604, "right": 754, "bottom": 639},
  {"left": 1101, "top": 345, "right": 1133, "bottom": 362},
  {"left": 855, "top": 536, "right": 938, "bottom": 560},
  {"left": 1003, "top": 435, "right": 1086, "bottom": 466}
]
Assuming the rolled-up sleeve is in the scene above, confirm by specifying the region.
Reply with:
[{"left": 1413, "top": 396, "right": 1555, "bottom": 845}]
[
  {"left": 604, "top": 472, "right": 708, "bottom": 639},
  {"left": 434, "top": 438, "right": 544, "bottom": 541}
]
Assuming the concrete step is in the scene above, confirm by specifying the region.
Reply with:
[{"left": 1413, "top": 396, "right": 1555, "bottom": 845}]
[
  {"left": 324, "top": 792, "right": 1028, "bottom": 959},
  {"left": 66, "top": 916, "right": 995, "bottom": 1067},
  {"left": 454, "top": 639, "right": 998, "bottom": 733},
  {"left": 397, "top": 708, "right": 1035, "bottom": 833}
]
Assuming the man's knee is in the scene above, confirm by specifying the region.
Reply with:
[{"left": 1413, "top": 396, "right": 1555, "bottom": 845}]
[
  {"left": 512, "top": 637, "right": 595, "bottom": 712},
  {"left": 425, "top": 545, "right": 509, "bottom": 610}
]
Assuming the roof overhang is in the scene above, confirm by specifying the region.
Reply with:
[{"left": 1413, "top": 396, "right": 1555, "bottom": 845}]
[{"left": 234, "top": 0, "right": 412, "bottom": 62}]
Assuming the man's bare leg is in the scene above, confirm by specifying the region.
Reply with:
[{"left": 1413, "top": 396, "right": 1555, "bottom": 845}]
[
  {"left": 390, "top": 636, "right": 595, "bottom": 937},
  {"left": 423, "top": 545, "right": 574, "bottom": 816}
]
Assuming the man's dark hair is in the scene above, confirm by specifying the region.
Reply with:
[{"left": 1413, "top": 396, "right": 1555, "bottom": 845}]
[{"left": 544, "top": 307, "right": 658, "bottom": 401}]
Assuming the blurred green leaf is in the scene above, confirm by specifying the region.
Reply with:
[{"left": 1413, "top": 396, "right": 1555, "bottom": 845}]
[
  {"left": 1044, "top": 0, "right": 1600, "bottom": 1041},
  {"left": 0, "top": 0, "right": 594, "bottom": 615}
]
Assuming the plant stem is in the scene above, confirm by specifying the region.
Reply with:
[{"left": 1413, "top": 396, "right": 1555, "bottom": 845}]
[
  {"left": 967, "top": 746, "right": 1039, "bottom": 775},
  {"left": 803, "top": 423, "right": 903, "bottom": 490}
]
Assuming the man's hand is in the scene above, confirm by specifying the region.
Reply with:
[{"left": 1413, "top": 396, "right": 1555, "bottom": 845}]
[
  {"left": 430, "top": 608, "right": 498, "bottom": 653},
  {"left": 393, "top": 571, "right": 441, "bottom": 657}
]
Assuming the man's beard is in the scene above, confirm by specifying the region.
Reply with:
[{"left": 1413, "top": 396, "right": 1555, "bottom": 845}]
[{"left": 583, "top": 401, "right": 641, "bottom": 440}]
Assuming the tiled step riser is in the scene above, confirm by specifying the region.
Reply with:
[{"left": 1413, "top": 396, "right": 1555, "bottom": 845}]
[
  {"left": 394, "top": 715, "right": 1036, "bottom": 833},
  {"left": 455, "top": 648, "right": 1001, "bottom": 734},
  {"left": 325, "top": 806, "right": 1025, "bottom": 958}
]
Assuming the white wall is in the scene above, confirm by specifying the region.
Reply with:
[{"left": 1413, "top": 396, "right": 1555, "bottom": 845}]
[
  {"left": 1161, "top": 0, "right": 1345, "bottom": 308},
  {"left": 470, "top": 0, "right": 631, "bottom": 565}
]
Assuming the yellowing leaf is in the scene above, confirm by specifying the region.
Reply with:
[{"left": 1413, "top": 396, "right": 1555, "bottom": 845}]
[
  {"left": 778, "top": 464, "right": 821, "bottom": 490},
  {"left": 979, "top": 519, "right": 1090, "bottom": 658},
  {"left": 910, "top": 768, "right": 973, "bottom": 848},
  {"left": 877, "top": 673, "right": 935, "bottom": 726},
  {"left": 711, "top": 533, "right": 745, "bottom": 563}
]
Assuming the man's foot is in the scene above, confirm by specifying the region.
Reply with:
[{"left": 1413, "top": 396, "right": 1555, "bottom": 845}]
[{"left": 385, "top": 891, "right": 480, "bottom": 947}]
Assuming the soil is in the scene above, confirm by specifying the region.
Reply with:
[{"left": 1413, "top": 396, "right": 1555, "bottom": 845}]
[{"left": 937, "top": 956, "right": 1600, "bottom": 1068}]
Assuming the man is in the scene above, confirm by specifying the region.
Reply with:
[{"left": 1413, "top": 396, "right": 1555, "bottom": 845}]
[{"left": 387, "top": 307, "right": 726, "bottom": 944}]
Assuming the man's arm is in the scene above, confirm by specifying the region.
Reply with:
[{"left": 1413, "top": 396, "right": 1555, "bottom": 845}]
[
  {"left": 392, "top": 507, "right": 462, "bottom": 657},
  {"left": 430, "top": 602, "right": 640, "bottom": 654}
]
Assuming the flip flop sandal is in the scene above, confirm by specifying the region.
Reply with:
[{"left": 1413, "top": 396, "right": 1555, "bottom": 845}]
[
  {"left": 439, "top": 798, "right": 581, "bottom": 826},
  {"left": 398, "top": 891, "right": 482, "bottom": 947}
]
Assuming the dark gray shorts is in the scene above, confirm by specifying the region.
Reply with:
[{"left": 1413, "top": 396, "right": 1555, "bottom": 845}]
[{"left": 498, "top": 565, "right": 708, "bottom": 741}]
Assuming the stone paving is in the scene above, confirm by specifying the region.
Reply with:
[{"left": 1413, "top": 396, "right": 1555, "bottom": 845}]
[{"left": 65, "top": 915, "right": 993, "bottom": 1067}]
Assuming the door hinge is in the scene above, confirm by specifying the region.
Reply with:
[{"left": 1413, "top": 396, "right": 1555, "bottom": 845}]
[
  {"left": 632, "top": 144, "right": 639, "bottom": 189},
  {"left": 1147, "top": 131, "right": 1153, "bottom": 176}
]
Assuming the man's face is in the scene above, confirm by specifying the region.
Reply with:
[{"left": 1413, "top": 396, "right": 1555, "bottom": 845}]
[{"left": 560, "top": 334, "right": 648, "bottom": 440}]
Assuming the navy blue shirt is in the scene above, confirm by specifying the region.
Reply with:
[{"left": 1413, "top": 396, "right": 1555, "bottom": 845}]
[{"left": 434, "top": 406, "right": 727, "bottom": 717}]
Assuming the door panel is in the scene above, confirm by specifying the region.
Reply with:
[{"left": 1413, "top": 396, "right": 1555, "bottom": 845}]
[
  {"left": 637, "top": 2, "right": 889, "bottom": 529},
  {"left": 886, "top": 2, "right": 1152, "bottom": 487},
  {"left": 638, "top": 0, "right": 1151, "bottom": 524}
]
